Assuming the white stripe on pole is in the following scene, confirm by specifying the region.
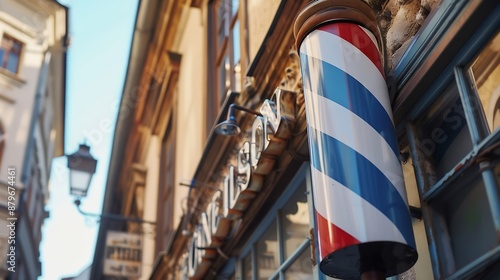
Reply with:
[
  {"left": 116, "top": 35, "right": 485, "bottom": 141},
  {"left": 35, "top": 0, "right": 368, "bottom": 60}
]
[
  {"left": 305, "top": 90, "right": 407, "bottom": 204},
  {"left": 311, "top": 167, "right": 407, "bottom": 244},
  {"left": 301, "top": 30, "right": 392, "bottom": 120},
  {"left": 360, "top": 26, "right": 381, "bottom": 54}
]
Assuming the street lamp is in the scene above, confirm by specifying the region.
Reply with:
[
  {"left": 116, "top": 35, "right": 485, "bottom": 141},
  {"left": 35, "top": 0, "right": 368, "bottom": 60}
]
[
  {"left": 67, "top": 143, "right": 97, "bottom": 197},
  {"left": 66, "top": 143, "right": 155, "bottom": 225}
]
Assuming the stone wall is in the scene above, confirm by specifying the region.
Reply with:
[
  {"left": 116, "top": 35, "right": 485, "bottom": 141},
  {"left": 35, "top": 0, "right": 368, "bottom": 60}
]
[{"left": 367, "top": 0, "right": 441, "bottom": 70}]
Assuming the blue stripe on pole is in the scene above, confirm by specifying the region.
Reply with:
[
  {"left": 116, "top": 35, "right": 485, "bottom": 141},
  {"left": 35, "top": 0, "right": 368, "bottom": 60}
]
[
  {"left": 308, "top": 126, "right": 415, "bottom": 247},
  {"left": 301, "top": 54, "right": 399, "bottom": 158}
]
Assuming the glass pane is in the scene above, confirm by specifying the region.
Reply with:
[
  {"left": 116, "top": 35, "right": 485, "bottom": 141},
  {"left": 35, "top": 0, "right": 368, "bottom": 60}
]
[
  {"left": 468, "top": 31, "right": 500, "bottom": 133},
  {"left": 242, "top": 253, "right": 252, "bottom": 280},
  {"left": 0, "top": 49, "right": 5, "bottom": 67},
  {"left": 442, "top": 176, "right": 496, "bottom": 271},
  {"left": 281, "top": 183, "right": 309, "bottom": 260},
  {"left": 219, "top": 55, "right": 230, "bottom": 104},
  {"left": 415, "top": 83, "right": 473, "bottom": 186},
  {"left": 232, "top": 20, "right": 240, "bottom": 64},
  {"left": 481, "top": 263, "right": 500, "bottom": 280},
  {"left": 6, "top": 53, "right": 19, "bottom": 73},
  {"left": 283, "top": 247, "right": 312, "bottom": 280},
  {"left": 231, "top": 0, "right": 239, "bottom": 16},
  {"left": 232, "top": 20, "right": 241, "bottom": 92},
  {"left": 217, "top": 1, "right": 227, "bottom": 47},
  {"left": 257, "top": 220, "right": 278, "bottom": 280},
  {"left": 12, "top": 41, "right": 22, "bottom": 54}
]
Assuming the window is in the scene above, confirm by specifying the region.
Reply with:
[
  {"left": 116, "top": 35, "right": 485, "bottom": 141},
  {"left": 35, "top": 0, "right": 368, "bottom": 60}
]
[
  {"left": 0, "top": 34, "right": 22, "bottom": 74},
  {"left": 156, "top": 114, "right": 176, "bottom": 256},
  {"left": 407, "top": 29, "right": 500, "bottom": 279},
  {"left": 207, "top": 0, "right": 245, "bottom": 131},
  {"left": 413, "top": 83, "right": 473, "bottom": 186},
  {"left": 237, "top": 169, "right": 312, "bottom": 280},
  {"left": 467, "top": 31, "right": 500, "bottom": 134},
  {"left": 215, "top": 0, "right": 241, "bottom": 100}
]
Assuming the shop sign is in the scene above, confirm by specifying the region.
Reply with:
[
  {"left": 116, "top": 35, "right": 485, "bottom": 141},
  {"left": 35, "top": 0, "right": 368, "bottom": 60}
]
[
  {"left": 185, "top": 89, "right": 296, "bottom": 279},
  {"left": 103, "top": 231, "right": 143, "bottom": 277}
]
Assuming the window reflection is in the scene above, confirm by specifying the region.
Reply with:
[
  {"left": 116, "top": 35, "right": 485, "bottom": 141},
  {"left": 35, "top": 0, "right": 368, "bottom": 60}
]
[
  {"left": 442, "top": 175, "right": 496, "bottom": 271},
  {"left": 281, "top": 183, "right": 309, "bottom": 259},
  {"left": 284, "top": 247, "right": 312, "bottom": 280},
  {"left": 415, "top": 83, "right": 473, "bottom": 186},
  {"left": 257, "top": 220, "right": 278, "bottom": 279},
  {"left": 233, "top": 20, "right": 241, "bottom": 92},
  {"left": 239, "top": 175, "right": 312, "bottom": 279},
  {"left": 242, "top": 253, "right": 252, "bottom": 280},
  {"left": 468, "top": 31, "right": 500, "bottom": 133}
]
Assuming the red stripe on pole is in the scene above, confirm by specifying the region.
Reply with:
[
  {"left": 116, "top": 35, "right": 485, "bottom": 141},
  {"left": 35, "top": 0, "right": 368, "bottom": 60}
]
[
  {"left": 316, "top": 211, "right": 360, "bottom": 259},
  {"left": 318, "top": 23, "right": 384, "bottom": 76}
]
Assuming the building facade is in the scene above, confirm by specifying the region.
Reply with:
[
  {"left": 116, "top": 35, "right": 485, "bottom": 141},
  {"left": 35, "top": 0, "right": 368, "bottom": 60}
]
[
  {"left": 92, "top": 0, "right": 499, "bottom": 279},
  {"left": 0, "top": 0, "right": 68, "bottom": 279}
]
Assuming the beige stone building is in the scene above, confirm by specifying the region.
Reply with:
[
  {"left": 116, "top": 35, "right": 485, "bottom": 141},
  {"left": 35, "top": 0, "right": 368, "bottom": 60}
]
[
  {"left": 91, "top": 0, "right": 499, "bottom": 279},
  {"left": 0, "top": 0, "right": 68, "bottom": 279}
]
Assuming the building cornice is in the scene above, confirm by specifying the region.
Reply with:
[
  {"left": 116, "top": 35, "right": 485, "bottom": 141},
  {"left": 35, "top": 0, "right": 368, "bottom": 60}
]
[{"left": 90, "top": 0, "right": 162, "bottom": 278}]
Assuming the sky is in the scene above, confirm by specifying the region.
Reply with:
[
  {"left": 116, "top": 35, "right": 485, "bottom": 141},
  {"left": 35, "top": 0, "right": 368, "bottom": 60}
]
[{"left": 39, "top": 1, "right": 139, "bottom": 279}]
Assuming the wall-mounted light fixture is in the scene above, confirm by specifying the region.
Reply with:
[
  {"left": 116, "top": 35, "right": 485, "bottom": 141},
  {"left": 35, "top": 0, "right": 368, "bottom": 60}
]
[
  {"left": 215, "top": 104, "right": 262, "bottom": 136},
  {"left": 66, "top": 143, "right": 156, "bottom": 225}
]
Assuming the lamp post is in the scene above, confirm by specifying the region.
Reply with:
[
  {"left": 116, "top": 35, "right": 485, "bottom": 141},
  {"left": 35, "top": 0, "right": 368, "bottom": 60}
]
[{"left": 66, "top": 144, "right": 156, "bottom": 225}]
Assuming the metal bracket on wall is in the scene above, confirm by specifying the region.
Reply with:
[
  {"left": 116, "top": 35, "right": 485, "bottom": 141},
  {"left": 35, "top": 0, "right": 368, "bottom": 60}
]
[{"left": 409, "top": 205, "right": 423, "bottom": 220}]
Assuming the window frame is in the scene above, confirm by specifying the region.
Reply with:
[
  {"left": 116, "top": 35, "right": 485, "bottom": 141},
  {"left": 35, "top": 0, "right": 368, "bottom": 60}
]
[
  {"left": 214, "top": 0, "right": 240, "bottom": 100},
  {"left": 156, "top": 110, "right": 177, "bottom": 257},
  {"left": 233, "top": 164, "right": 313, "bottom": 280},
  {"left": 207, "top": 0, "right": 247, "bottom": 134},
  {"left": 0, "top": 33, "right": 23, "bottom": 74},
  {"left": 402, "top": 10, "right": 500, "bottom": 279}
]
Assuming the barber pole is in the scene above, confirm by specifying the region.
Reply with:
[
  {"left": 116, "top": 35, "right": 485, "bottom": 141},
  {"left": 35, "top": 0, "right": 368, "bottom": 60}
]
[{"left": 294, "top": 1, "right": 418, "bottom": 279}]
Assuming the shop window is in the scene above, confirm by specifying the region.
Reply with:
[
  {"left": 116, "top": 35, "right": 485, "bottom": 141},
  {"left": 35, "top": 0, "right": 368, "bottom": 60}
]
[
  {"left": 242, "top": 253, "right": 252, "bottom": 280},
  {"left": 414, "top": 83, "right": 473, "bottom": 187},
  {"left": 283, "top": 248, "right": 313, "bottom": 280},
  {"left": 441, "top": 175, "right": 496, "bottom": 270},
  {"left": 0, "top": 34, "right": 22, "bottom": 74},
  {"left": 408, "top": 29, "right": 500, "bottom": 279},
  {"left": 237, "top": 172, "right": 312, "bottom": 280},
  {"left": 281, "top": 186, "right": 310, "bottom": 260},
  {"left": 256, "top": 220, "right": 278, "bottom": 278}
]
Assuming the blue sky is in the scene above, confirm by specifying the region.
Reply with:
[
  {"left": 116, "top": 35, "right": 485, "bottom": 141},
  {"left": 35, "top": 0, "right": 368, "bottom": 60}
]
[{"left": 39, "top": 0, "right": 139, "bottom": 279}]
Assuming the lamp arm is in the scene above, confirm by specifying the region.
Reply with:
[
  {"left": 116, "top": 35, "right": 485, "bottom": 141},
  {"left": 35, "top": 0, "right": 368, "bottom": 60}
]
[
  {"left": 74, "top": 199, "right": 156, "bottom": 225},
  {"left": 228, "top": 104, "right": 262, "bottom": 119}
]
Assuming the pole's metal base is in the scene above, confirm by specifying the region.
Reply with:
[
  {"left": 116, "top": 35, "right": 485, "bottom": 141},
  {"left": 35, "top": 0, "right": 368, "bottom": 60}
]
[{"left": 320, "top": 241, "right": 418, "bottom": 279}]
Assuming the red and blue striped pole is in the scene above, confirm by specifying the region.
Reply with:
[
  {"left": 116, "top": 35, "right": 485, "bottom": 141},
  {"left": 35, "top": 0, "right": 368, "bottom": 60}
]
[{"left": 294, "top": 1, "right": 418, "bottom": 279}]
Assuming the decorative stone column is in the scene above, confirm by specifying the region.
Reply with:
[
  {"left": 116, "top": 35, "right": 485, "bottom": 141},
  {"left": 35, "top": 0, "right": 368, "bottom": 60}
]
[{"left": 294, "top": 1, "right": 418, "bottom": 279}]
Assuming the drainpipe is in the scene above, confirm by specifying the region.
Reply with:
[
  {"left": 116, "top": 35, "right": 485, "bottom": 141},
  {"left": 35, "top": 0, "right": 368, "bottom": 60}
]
[
  {"left": 21, "top": 51, "right": 51, "bottom": 185},
  {"left": 294, "top": 1, "right": 417, "bottom": 279}
]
